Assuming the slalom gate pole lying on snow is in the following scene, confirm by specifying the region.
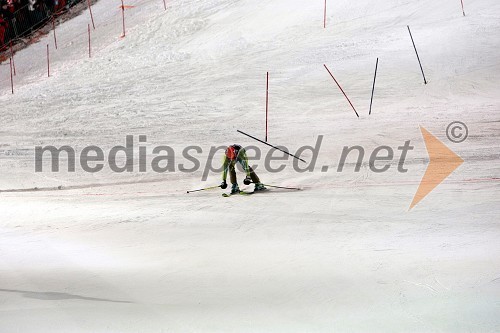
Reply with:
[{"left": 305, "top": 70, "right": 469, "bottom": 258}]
[
  {"left": 187, "top": 185, "right": 221, "bottom": 194},
  {"left": 237, "top": 130, "right": 307, "bottom": 163}
]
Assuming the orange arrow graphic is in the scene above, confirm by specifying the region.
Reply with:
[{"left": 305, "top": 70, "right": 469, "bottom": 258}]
[{"left": 409, "top": 126, "right": 464, "bottom": 210}]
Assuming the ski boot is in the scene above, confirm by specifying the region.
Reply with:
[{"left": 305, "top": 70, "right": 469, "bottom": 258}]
[
  {"left": 254, "top": 183, "right": 267, "bottom": 192},
  {"left": 231, "top": 183, "right": 240, "bottom": 194}
]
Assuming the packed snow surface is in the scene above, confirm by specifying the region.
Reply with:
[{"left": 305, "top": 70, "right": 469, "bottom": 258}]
[{"left": 0, "top": 0, "right": 499, "bottom": 332}]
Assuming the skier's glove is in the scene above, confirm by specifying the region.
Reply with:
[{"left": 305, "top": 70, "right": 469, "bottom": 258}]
[
  {"left": 220, "top": 180, "right": 228, "bottom": 189},
  {"left": 243, "top": 176, "right": 252, "bottom": 185}
]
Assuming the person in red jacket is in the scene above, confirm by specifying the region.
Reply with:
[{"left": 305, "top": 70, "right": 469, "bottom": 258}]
[
  {"left": 220, "top": 144, "right": 266, "bottom": 194},
  {"left": 54, "top": 0, "right": 67, "bottom": 13}
]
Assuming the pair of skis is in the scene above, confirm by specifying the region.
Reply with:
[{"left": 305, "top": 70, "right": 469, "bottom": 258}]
[
  {"left": 222, "top": 184, "right": 301, "bottom": 197},
  {"left": 187, "top": 183, "right": 301, "bottom": 196},
  {"left": 221, "top": 188, "right": 267, "bottom": 198}
]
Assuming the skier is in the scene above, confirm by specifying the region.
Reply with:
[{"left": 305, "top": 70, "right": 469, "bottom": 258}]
[{"left": 221, "top": 144, "right": 266, "bottom": 194}]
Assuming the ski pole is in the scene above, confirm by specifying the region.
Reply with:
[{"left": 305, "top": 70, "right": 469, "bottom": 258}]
[
  {"left": 254, "top": 183, "right": 301, "bottom": 191},
  {"left": 187, "top": 185, "right": 221, "bottom": 194}
]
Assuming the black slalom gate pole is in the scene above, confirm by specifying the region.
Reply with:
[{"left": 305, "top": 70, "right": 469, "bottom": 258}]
[
  {"left": 369, "top": 58, "right": 379, "bottom": 115},
  {"left": 187, "top": 185, "right": 221, "bottom": 194},
  {"left": 407, "top": 25, "right": 427, "bottom": 85},
  {"left": 237, "top": 130, "right": 307, "bottom": 163}
]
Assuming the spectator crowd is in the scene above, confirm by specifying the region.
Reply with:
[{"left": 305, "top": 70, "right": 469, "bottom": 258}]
[{"left": 1, "top": 0, "right": 80, "bottom": 50}]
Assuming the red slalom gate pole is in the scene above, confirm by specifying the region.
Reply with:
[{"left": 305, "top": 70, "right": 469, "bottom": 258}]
[
  {"left": 121, "top": 0, "right": 126, "bottom": 37},
  {"left": 88, "top": 24, "right": 91, "bottom": 58},
  {"left": 9, "top": 57, "right": 14, "bottom": 94},
  {"left": 324, "top": 64, "right": 359, "bottom": 118},
  {"left": 265, "top": 72, "right": 269, "bottom": 142},
  {"left": 460, "top": 0, "right": 466, "bottom": 16},
  {"left": 9, "top": 41, "right": 16, "bottom": 76},
  {"left": 87, "top": 0, "right": 95, "bottom": 29},
  {"left": 52, "top": 18, "right": 57, "bottom": 49},
  {"left": 47, "top": 44, "right": 50, "bottom": 77},
  {"left": 324, "top": 0, "right": 327, "bottom": 28}
]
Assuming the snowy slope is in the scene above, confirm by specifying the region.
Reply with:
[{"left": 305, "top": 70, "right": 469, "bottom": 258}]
[{"left": 1, "top": 0, "right": 500, "bottom": 332}]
